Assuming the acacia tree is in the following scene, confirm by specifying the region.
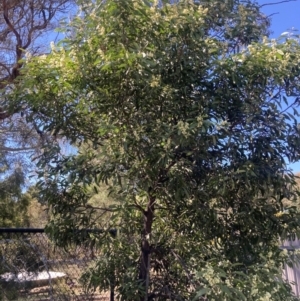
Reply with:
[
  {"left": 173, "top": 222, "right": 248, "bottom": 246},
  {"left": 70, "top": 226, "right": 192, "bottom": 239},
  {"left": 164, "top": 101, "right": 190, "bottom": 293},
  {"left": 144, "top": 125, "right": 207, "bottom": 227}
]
[{"left": 10, "top": 0, "right": 300, "bottom": 300}]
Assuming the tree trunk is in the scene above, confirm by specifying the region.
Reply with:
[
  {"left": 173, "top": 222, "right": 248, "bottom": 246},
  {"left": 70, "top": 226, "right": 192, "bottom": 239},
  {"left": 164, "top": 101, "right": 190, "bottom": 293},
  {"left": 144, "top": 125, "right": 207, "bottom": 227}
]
[{"left": 139, "top": 195, "right": 155, "bottom": 301}]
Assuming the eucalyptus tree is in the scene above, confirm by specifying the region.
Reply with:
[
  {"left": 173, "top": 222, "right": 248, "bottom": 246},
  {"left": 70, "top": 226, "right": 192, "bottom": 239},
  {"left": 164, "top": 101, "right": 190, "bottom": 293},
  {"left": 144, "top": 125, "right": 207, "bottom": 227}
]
[
  {"left": 10, "top": 0, "right": 300, "bottom": 300},
  {"left": 0, "top": 0, "right": 75, "bottom": 140},
  {"left": 0, "top": 0, "right": 77, "bottom": 148},
  {"left": 0, "top": 0, "right": 75, "bottom": 226}
]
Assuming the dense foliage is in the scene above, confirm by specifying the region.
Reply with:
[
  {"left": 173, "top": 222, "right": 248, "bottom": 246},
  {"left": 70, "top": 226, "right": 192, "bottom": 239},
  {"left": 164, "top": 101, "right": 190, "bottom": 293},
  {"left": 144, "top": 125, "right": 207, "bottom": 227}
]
[{"left": 10, "top": 0, "right": 300, "bottom": 300}]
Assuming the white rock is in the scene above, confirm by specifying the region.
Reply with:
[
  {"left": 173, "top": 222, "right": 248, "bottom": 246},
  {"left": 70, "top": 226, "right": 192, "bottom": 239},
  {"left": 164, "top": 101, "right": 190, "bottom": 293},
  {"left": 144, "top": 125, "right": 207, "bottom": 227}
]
[{"left": 0, "top": 271, "right": 66, "bottom": 283}]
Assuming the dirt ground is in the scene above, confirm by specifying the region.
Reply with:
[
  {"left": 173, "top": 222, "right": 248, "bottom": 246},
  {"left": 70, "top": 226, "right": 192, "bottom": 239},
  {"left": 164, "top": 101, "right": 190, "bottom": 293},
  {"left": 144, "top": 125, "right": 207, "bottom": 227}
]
[{"left": 16, "top": 285, "right": 111, "bottom": 301}]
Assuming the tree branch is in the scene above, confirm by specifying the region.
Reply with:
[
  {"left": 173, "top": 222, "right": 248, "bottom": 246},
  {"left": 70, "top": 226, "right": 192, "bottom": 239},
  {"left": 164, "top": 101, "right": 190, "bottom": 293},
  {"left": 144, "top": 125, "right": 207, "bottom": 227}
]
[
  {"left": 171, "top": 250, "right": 197, "bottom": 290},
  {"left": 259, "top": 0, "right": 297, "bottom": 8},
  {"left": 0, "top": 146, "right": 37, "bottom": 152}
]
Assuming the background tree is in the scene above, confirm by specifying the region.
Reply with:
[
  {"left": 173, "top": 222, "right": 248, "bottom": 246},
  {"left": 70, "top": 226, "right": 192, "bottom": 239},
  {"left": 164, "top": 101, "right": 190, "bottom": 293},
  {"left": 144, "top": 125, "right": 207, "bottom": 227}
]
[
  {"left": 0, "top": 0, "right": 74, "bottom": 90},
  {"left": 0, "top": 0, "right": 75, "bottom": 227},
  {"left": 0, "top": 164, "right": 29, "bottom": 227},
  {"left": 10, "top": 0, "right": 300, "bottom": 300}
]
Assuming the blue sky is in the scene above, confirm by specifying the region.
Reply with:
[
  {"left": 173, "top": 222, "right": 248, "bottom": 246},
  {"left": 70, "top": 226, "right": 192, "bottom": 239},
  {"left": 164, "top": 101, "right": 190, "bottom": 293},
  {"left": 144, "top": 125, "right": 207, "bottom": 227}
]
[
  {"left": 260, "top": 0, "right": 300, "bottom": 172},
  {"left": 260, "top": 0, "right": 300, "bottom": 37}
]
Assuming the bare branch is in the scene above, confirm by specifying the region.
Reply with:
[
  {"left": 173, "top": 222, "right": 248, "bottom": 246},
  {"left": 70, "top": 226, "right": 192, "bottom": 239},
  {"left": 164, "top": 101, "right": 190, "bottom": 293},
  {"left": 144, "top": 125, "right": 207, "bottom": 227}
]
[
  {"left": 267, "top": 12, "right": 280, "bottom": 18},
  {"left": 86, "top": 205, "right": 115, "bottom": 212},
  {"left": 2, "top": 0, "right": 22, "bottom": 46},
  {"left": 259, "top": 0, "right": 297, "bottom": 8},
  {"left": 0, "top": 146, "right": 37, "bottom": 152}
]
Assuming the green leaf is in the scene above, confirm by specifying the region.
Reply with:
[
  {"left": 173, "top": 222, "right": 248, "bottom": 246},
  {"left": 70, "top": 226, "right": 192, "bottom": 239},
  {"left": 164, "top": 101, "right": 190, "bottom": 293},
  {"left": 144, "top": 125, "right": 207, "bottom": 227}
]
[{"left": 193, "top": 288, "right": 210, "bottom": 300}]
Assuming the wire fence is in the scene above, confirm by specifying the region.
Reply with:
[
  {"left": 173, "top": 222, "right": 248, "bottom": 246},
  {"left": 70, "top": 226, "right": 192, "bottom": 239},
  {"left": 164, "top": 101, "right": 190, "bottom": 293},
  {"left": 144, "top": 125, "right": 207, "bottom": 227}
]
[
  {"left": 0, "top": 228, "right": 112, "bottom": 301},
  {"left": 2, "top": 228, "right": 300, "bottom": 300}
]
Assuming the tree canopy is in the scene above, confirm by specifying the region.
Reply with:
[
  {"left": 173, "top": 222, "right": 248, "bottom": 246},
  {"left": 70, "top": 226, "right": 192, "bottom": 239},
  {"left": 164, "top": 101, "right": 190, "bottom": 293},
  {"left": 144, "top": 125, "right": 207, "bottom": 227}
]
[{"left": 9, "top": 0, "right": 300, "bottom": 300}]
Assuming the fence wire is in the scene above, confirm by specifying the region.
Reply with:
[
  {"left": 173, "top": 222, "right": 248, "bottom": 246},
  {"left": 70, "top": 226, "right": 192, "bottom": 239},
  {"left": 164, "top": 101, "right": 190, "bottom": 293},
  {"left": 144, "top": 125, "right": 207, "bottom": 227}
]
[{"left": 0, "top": 229, "right": 110, "bottom": 301}]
